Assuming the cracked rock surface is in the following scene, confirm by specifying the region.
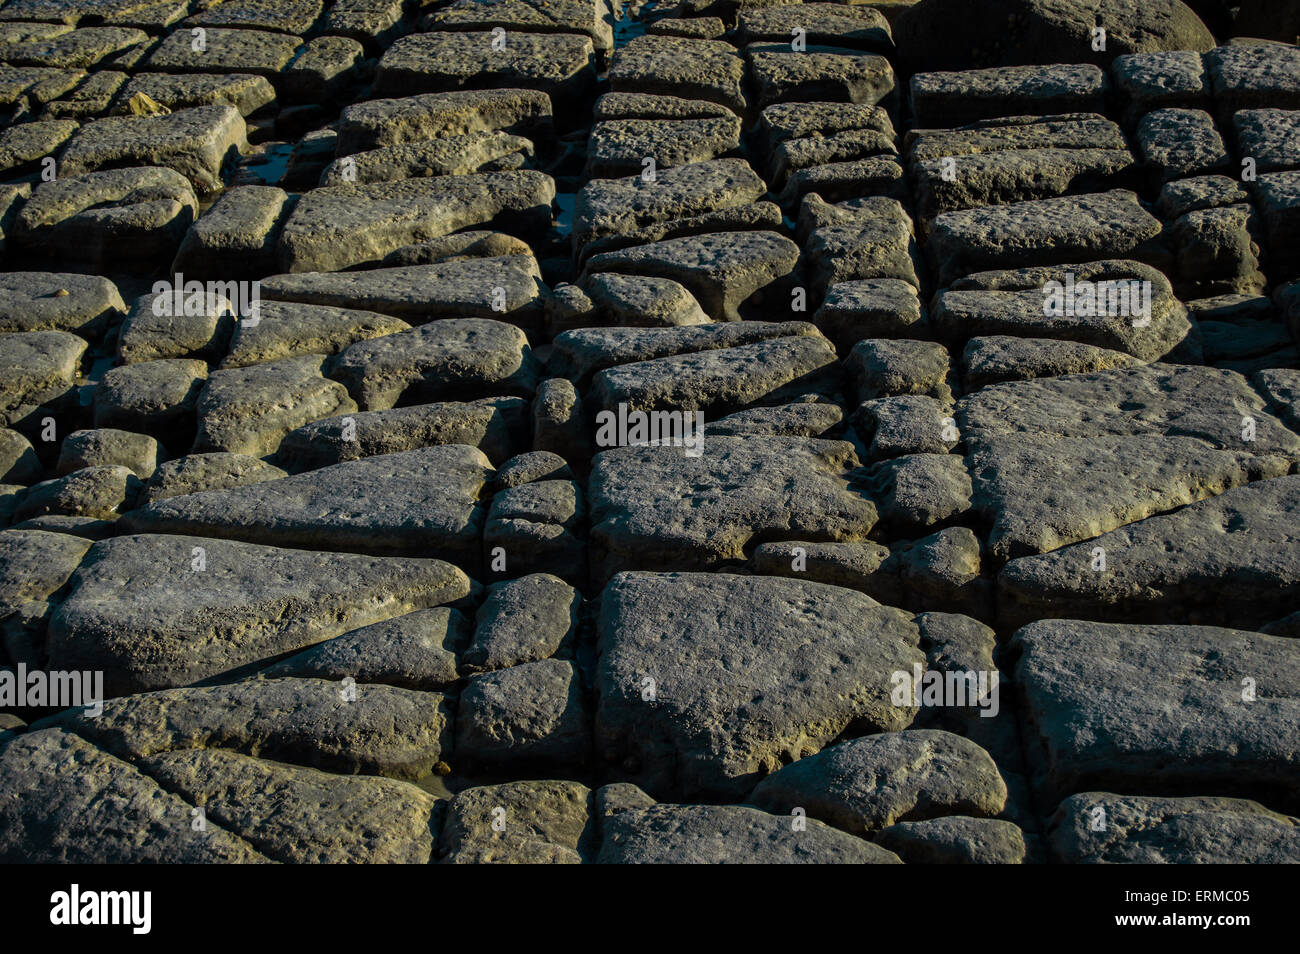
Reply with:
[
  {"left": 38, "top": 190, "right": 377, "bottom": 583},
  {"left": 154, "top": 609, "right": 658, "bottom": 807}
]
[{"left": 0, "top": 0, "right": 1297, "bottom": 866}]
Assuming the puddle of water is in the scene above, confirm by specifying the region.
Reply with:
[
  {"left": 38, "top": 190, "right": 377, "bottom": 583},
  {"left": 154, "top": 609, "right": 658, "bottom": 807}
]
[
  {"left": 233, "top": 142, "right": 295, "bottom": 188},
  {"left": 79, "top": 355, "right": 116, "bottom": 406},
  {"left": 554, "top": 192, "right": 577, "bottom": 236},
  {"left": 613, "top": 0, "right": 659, "bottom": 49}
]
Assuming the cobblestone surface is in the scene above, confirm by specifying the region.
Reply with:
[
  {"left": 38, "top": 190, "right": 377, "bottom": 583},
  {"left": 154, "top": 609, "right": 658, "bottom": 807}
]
[{"left": 0, "top": 0, "right": 1297, "bottom": 864}]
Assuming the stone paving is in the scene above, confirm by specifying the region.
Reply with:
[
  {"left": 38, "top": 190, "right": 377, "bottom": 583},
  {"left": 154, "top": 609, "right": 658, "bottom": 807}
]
[{"left": 0, "top": 0, "right": 1297, "bottom": 864}]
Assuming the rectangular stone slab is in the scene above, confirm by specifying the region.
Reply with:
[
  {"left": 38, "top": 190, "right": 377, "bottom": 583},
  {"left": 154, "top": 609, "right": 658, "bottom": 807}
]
[
  {"left": 334, "top": 88, "right": 553, "bottom": 156},
  {"left": 43, "top": 677, "right": 453, "bottom": 779},
  {"left": 594, "top": 571, "right": 924, "bottom": 799},
  {"left": 372, "top": 30, "right": 595, "bottom": 110},
  {"left": 45, "top": 532, "right": 470, "bottom": 695},
  {"left": 926, "top": 190, "right": 1165, "bottom": 286},
  {"left": 120, "top": 445, "right": 492, "bottom": 564},
  {"left": 588, "top": 436, "right": 877, "bottom": 585},
  {"left": 1013, "top": 618, "right": 1300, "bottom": 812},
  {"left": 276, "top": 171, "right": 555, "bottom": 272},
  {"left": 998, "top": 474, "right": 1300, "bottom": 631}
]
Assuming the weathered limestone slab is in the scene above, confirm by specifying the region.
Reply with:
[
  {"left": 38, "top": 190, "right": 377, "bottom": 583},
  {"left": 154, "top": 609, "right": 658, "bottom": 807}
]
[
  {"left": 594, "top": 571, "right": 924, "bottom": 798},
  {"left": 1013, "top": 619, "right": 1300, "bottom": 811},
  {"left": 47, "top": 677, "right": 454, "bottom": 780},
  {"left": 122, "top": 446, "right": 491, "bottom": 563},
  {"left": 588, "top": 437, "right": 876, "bottom": 583},
  {"left": 276, "top": 172, "right": 554, "bottom": 272},
  {"left": 57, "top": 104, "right": 248, "bottom": 193},
  {"left": 46, "top": 531, "right": 469, "bottom": 695}
]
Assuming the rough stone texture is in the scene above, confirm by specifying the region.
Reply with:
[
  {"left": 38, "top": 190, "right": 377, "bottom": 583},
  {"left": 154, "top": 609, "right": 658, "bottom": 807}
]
[
  {"left": 139, "top": 747, "right": 438, "bottom": 864},
  {"left": 584, "top": 231, "right": 799, "bottom": 321},
  {"left": 870, "top": 453, "right": 973, "bottom": 534},
  {"left": 265, "top": 606, "right": 470, "bottom": 692},
  {"left": 585, "top": 273, "right": 710, "bottom": 327},
  {"left": 327, "top": 317, "right": 538, "bottom": 411},
  {"left": 45, "top": 532, "right": 469, "bottom": 695},
  {"left": 960, "top": 364, "right": 1297, "bottom": 563},
  {"left": 277, "top": 398, "right": 523, "bottom": 470},
  {"left": 437, "top": 779, "right": 593, "bottom": 863},
  {"left": 93, "top": 359, "right": 207, "bottom": 441},
  {"left": 911, "top": 65, "right": 1108, "bottom": 128},
  {"left": 3, "top": 0, "right": 1298, "bottom": 868},
  {"left": 0, "top": 728, "right": 269, "bottom": 863},
  {"left": 589, "top": 437, "right": 877, "bottom": 583},
  {"left": 1234, "top": 109, "right": 1300, "bottom": 174},
  {"left": 56, "top": 427, "right": 159, "bottom": 479},
  {"left": 426, "top": 0, "right": 613, "bottom": 55},
  {"left": 1135, "top": 108, "right": 1228, "bottom": 181},
  {"left": 335, "top": 89, "right": 553, "bottom": 156},
  {"left": 145, "top": 27, "right": 302, "bottom": 80},
  {"left": 998, "top": 474, "right": 1300, "bottom": 629},
  {"left": 482, "top": 477, "right": 586, "bottom": 581},
  {"left": 594, "top": 572, "right": 924, "bottom": 799},
  {"left": 139, "top": 453, "right": 286, "bottom": 506},
  {"left": 856, "top": 395, "right": 957, "bottom": 460},
  {"left": 878, "top": 816, "right": 1028, "bottom": 863},
  {"left": 0, "top": 271, "right": 125, "bottom": 336},
  {"left": 800, "top": 196, "right": 920, "bottom": 296},
  {"left": 814, "top": 279, "right": 924, "bottom": 352},
  {"left": 12, "top": 464, "right": 136, "bottom": 521},
  {"left": 931, "top": 260, "right": 1190, "bottom": 361},
  {"left": 13, "top": 166, "right": 198, "bottom": 265},
  {"left": 492, "top": 450, "right": 573, "bottom": 489},
  {"left": 747, "top": 45, "right": 896, "bottom": 111},
  {"left": 911, "top": 145, "right": 1136, "bottom": 224},
  {"left": 192, "top": 354, "right": 357, "bottom": 457},
  {"left": 122, "top": 446, "right": 491, "bottom": 564},
  {"left": 117, "top": 290, "right": 234, "bottom": 365},
  {"left": 456, "top": 658, "right": 590, "bottom": 771},
  {"left": 927, "top": 190, "right": 1165, "bottom": 286},
  {"left": 1048, "top": 792, "right": 1300, "bottom": 864},
  {"left": 550, "top": 320, "right": 820, "bottom": 386},
  {"left": 58, "top": 105, "right": 248, "bottom": 193},
  {"left": 1013, "top": 619, "right": 1300, "bottom": 811},
  {"left": 846, "top": 338, "right": 953, "bottom": 403},
  {"left": 373, "top": 31, "right": 595, "bottom": 109},
  {"left": 0, "top": 330, "right": 85, "bottom": 427},
  {"left": 261, "top": 258, "right": 547, "bottom": 331},
  {"left": 750, "top": 731, "right": 1007, "bottom": 834},
  {"left": 1206, "top": 44, "right": 1300, "bottom": 116},
  {"left": 222, "top": 301, "right": 409, "bottom": 369},
  {"left": 598, "top": 804, "right": 902, "bottom": 864},
  {"left": 707, "top": 401, "right": 845, "bottom": 439},
  {"left": 172, "top": 185, "right": 288, "bottom": 278},
  {"left": 0, "top": 528, "right": 92, "bottom": 665},
  {"left": 277, "top": 172, "right": 555, "bottom": 273},
  {"left": 894, "top": 0, "right": 1215, "bottom": 75},
  {"left": 574, "top": 158, "right": 764, "bottom": 248},
  {"left": 0, "top": 429, "right": 40, "bottom": 483},
  {"left": 113, "top": 72, "right": 277, "bottom": 117},
  {"left": 961, "top": 335, "right": 1139, "bottom": 388},
  {"left": 463, "top": 573, "right": 578, "bottom": 673},
  {"left": 318, "top": 132, "right": 534, "bottom": 186},
  {"left": 609, "top": 35, "right": 746, "bottom": 115},
  {"left": 47, "top": 677, "right": 454, "bottom": 780},
  {"left": 586, "top": 115, "right": 740, "bottom": 178},
  {"left": 592, "top": 335, "right": 840, "bottom": 416}
]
